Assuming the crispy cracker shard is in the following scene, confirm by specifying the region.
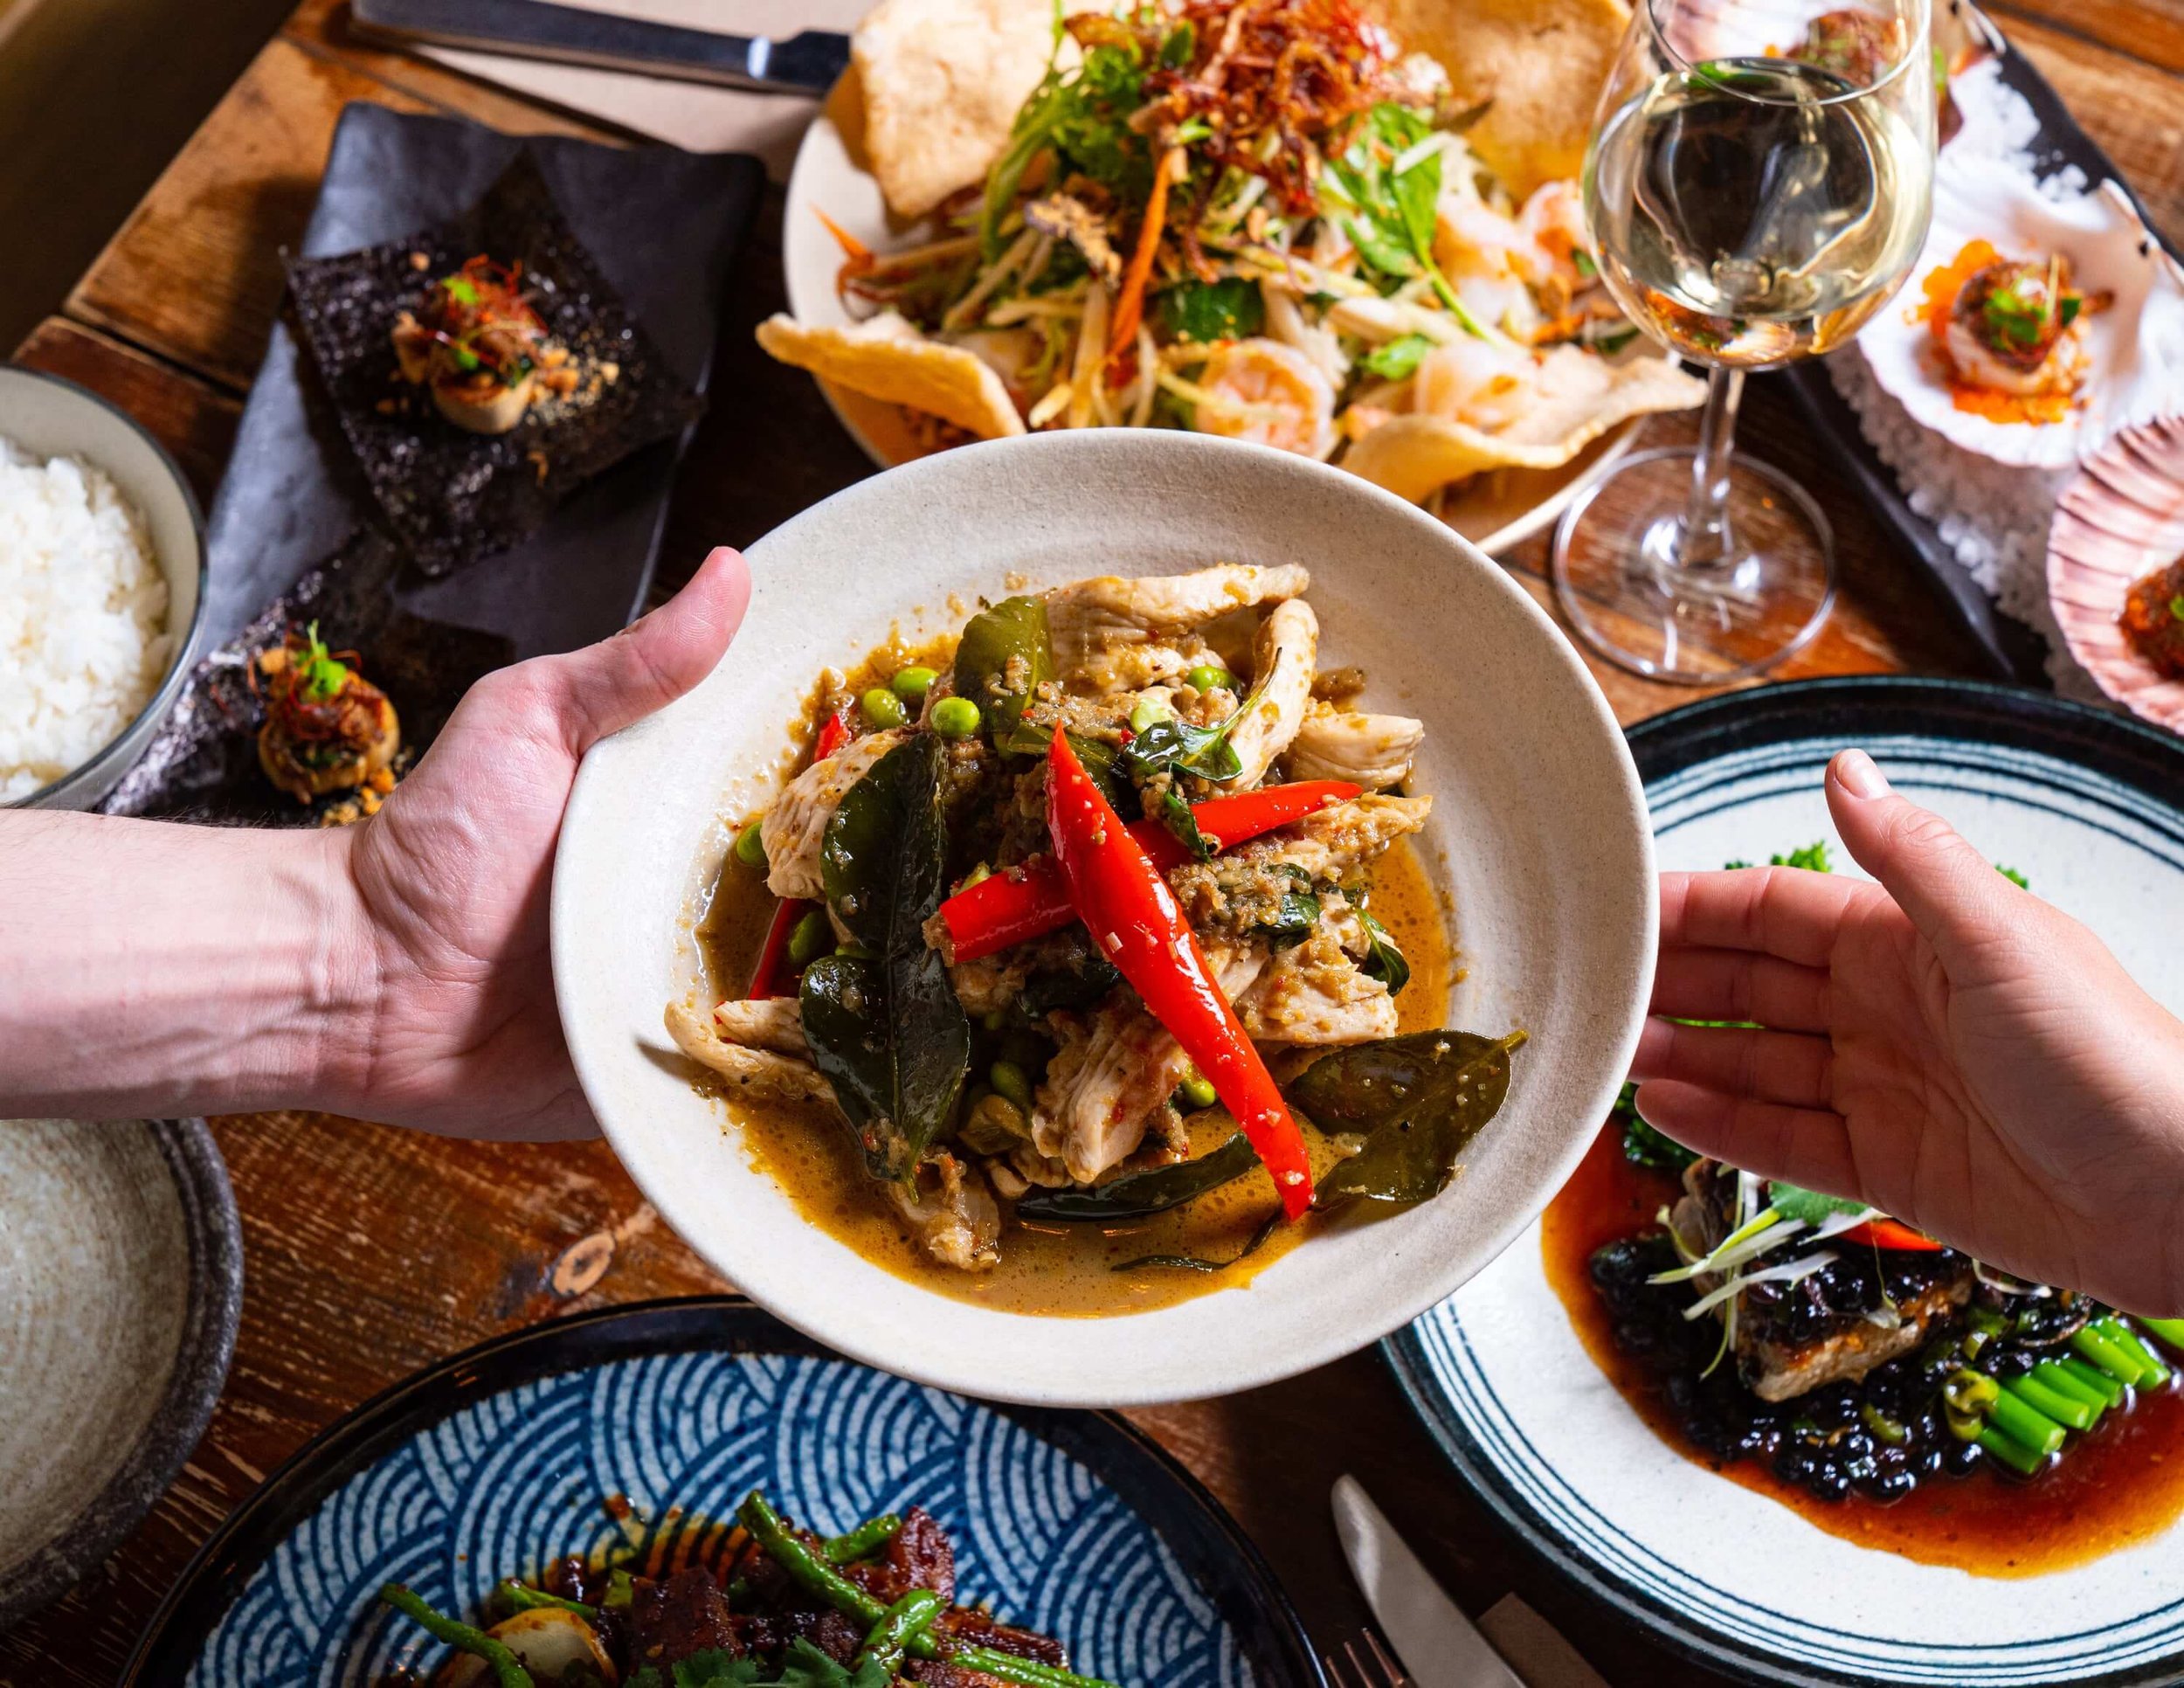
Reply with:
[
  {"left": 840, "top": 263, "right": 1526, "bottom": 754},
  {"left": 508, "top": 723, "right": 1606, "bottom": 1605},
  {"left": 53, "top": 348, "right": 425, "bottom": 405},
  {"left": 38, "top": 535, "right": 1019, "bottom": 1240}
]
[
  {"left": 756, "top": 311, "right": 1027, "bottom": 440},
  {"left": 284, "top": 154, "right": 702, "bottom": 575}
]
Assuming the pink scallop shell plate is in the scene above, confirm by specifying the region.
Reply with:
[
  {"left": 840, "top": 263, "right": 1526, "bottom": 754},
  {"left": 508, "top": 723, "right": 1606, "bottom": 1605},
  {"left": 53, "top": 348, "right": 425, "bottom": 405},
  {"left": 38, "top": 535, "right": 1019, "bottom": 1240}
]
[{"left": 2048, "top": 418, "right": 2184, "bottom": 733}]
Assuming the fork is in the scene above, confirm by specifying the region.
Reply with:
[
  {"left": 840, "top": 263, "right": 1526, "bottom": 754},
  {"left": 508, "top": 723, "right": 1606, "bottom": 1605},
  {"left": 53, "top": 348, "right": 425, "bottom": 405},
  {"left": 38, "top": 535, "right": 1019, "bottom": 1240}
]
[{"left": 1323, "top": 1628, "right": 1412, "bottom": 1687}]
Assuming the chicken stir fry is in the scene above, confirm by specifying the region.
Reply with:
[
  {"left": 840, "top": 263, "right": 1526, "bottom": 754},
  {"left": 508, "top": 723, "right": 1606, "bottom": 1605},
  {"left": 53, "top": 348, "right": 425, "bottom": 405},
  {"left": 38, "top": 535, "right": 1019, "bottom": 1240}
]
[{"left": 676, "top": 565, "right": 1521, "bottom": 1277}]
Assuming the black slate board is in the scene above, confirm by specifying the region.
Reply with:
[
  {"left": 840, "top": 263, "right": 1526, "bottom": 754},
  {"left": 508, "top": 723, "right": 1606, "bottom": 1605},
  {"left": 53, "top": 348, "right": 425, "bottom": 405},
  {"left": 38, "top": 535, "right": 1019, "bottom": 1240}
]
[
  {"left": 101, "top": 104, "right": 762, "bottom": 822},
  {"left": 1774, "top": 6, "right": 2184, "bottom": 687}
]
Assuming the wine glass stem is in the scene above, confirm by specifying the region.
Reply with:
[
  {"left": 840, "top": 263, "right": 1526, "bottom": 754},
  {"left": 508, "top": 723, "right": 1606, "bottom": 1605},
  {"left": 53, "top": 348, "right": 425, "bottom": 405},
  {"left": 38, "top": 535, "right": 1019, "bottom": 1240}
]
[{"left": 1676, "top": 367, "right": 1745, "bottom": 571}]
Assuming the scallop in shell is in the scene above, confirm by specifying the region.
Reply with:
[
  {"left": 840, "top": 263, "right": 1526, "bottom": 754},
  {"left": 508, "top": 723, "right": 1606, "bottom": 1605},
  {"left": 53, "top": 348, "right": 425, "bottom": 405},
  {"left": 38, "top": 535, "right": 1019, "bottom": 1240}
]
[
  {"left": 1858, "top": 155, "right": 2184, "bottom": 470},
  {"left": 2047, "top": 418, "right": 2184, "bottom": 732}
]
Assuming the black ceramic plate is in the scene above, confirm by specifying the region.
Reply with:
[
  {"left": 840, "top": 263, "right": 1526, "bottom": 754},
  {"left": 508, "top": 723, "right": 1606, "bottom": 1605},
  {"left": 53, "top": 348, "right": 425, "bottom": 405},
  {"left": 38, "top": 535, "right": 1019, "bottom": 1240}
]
[
  {"left": 100, "top": 105, "right": 761, "bottom": 823},
  {"left": 1387, "top": 676, "right": 2184, "bottom": 1688},
  {"left": 125, "top": 1296, "right": 1321, "bottom": 1687},
  {"left": 1774, "top": 6, "right": 2184, "bottom": 686}
]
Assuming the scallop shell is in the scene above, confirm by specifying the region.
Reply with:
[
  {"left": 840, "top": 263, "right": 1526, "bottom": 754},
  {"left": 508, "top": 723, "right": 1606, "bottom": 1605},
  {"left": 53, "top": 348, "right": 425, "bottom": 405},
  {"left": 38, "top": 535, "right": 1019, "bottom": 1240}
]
[
  {"left": 1859, "top": 155, "right": 2184, "bottom": 470},
  {"left": 2046, "top": 418, "right": 2184, "bottom": 731}
]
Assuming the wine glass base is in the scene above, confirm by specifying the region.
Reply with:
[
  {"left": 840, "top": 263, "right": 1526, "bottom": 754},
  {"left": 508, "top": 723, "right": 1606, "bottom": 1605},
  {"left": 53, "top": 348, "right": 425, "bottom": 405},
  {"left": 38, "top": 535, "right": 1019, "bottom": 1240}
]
[{"left": 1549, "top": 447, "right": 1837, "bottom": 685}]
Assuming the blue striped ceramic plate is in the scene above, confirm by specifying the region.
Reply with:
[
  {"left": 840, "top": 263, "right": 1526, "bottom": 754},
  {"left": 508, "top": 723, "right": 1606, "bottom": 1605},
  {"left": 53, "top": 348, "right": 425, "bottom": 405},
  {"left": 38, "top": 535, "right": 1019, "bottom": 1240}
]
[
  {"left": 125, "top": 1297, "right": 1316, "bottom": 1685},
  {"left": 1387, "top": 679, "right": 2184, "bottom": 1688}
]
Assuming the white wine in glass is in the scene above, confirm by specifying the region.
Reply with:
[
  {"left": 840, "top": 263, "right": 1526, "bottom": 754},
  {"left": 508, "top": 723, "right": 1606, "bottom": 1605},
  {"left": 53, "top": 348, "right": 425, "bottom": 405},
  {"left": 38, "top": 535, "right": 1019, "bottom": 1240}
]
[{"left": 1552, "top": 0, "right": 1937, "bottom": 682}]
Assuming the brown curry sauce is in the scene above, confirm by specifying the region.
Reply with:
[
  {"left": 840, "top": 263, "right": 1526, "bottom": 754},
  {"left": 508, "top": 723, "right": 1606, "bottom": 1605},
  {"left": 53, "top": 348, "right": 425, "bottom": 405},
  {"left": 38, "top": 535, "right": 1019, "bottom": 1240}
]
[{"left": 1544, "top": 1125, "right": 2184, "bottom": 1575}]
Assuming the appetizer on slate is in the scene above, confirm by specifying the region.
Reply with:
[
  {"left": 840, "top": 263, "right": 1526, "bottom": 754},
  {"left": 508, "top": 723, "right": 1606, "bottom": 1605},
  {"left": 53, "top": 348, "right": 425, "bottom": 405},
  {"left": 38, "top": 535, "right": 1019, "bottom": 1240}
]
[
  {"left": 286, "top": 155, "right": 701, "bottom": 574},
  {"left": 674, "top": 564, "right": 1523, "bottom": 1317},
  {"left": 255, "top": 622, "right": 401, "bottom": 805},
  {"left": 390, "top": 255, "right": 581, "bottom": 435}
]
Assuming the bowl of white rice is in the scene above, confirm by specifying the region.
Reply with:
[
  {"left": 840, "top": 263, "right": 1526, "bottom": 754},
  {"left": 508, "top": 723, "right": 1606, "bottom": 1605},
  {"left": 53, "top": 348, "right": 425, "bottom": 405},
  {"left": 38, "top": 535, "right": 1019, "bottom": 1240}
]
[{"left": 0, "top": 364, "right": 205, "bottom": 809}]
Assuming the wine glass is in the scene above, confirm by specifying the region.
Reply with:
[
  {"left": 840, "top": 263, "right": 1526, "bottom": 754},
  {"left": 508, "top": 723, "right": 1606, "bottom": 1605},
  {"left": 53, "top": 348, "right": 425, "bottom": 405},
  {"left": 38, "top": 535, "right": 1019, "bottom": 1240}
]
[{"left": 1551, "top": 0, "right": 1937, "bottom": 681}]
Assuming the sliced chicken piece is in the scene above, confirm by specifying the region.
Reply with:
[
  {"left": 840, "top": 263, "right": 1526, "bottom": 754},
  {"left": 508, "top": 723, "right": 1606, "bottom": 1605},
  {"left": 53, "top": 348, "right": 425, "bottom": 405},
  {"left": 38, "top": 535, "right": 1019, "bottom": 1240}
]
[
  {"left": 1226, "top": 598, "right": 1317, "bottom": 787},
  {"left": 759, "top": 728, "right": 909, "bottom": 900},
  {"left": 1045, "top": 564, "right": 1310, "bottom": 690},
  {"left": 887, "top": 1152, "right": 1001, "bottom": 1271},
  {"left": 1240, "top": 922, "right": 1399, "bottom": 1044},
  {"left": 710, "top": 995, "right": 808, "bottom": 1056},
  {"left": 1168, "top": 795, "right": 1433, "bottom": 932},
  {"left": 1286, "top": 702, "right": 1425, "bottom": 791},
  {"left": 1031, "top": 944, "right": 1265, "bottom": 1182},
  {"left": 667, "top": 1002, "right": 836, "bottom": 1106}
]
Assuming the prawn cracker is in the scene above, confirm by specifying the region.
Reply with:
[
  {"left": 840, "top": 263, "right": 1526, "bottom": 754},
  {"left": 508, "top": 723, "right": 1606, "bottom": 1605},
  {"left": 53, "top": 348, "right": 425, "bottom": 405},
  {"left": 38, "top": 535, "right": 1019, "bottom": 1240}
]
[
  {"left": 100, "top": 530, "right": 511, "bottom": 827},
  {"left": 1381, "top": 0, "right": 1630, "bottom": 199},
  {"left": 854, "top": 0, "right": 1076, "bottom": 219},
  {"left": 285, "top": 154, "right": 703, "bottom": 576}
]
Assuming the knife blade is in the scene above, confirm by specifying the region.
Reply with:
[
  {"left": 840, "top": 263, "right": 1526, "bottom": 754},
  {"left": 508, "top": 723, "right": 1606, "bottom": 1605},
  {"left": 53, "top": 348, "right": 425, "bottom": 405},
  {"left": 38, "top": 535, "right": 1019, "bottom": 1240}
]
[
  {"left": 350, "top": 0, "right": 850, "bottom": 96},
  {"left": 1332, "top": 1475, "right": 1525, "bottom": 1688}
]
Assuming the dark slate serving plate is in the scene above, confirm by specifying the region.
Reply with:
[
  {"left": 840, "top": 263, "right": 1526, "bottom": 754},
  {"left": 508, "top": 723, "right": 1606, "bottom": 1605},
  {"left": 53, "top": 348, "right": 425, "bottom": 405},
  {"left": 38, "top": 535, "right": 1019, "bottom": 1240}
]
[
  {"left": 1773, "top": 4, "right": 2184, "bottom": 687},
  {"left": 100, "top": 105, "right": 762, "bottom": 823},
  {"left": 122, "top": 1297, "right": 1321, "bottom": 1687}
]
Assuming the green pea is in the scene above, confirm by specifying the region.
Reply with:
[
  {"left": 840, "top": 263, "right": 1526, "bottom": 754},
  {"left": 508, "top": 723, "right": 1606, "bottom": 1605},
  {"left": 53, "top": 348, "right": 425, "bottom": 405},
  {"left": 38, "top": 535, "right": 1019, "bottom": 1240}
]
[
  {"left": 860, "top": 687, "right": 909, "bottom": 730},
  {"left": 988, "top": 1059, "right": 1034, "bottom": 1110},
  {"left": 891, "top": 665, "right": 938, "bottom": 705},
  {"left": 980, "top": 1008, "right": 1010, "bottom": 1034},
  {"left": 1129, "top": 697, "right": 1173, "bottom": 735},
  {"left": 787, "top": 910, "right": 834, "bottom": 969},
  {"left": 733, "top": 818, "right": 768, "bottom": 871},
  {"left": 1175, "top": 1065, "right": 1218, "bottom": 1110},
  {"left": 930, "top": 696, "right": 982, "bottom": 739},
  {"left": 1185, "top": 665, "right": 1236, "bottom": 694}
]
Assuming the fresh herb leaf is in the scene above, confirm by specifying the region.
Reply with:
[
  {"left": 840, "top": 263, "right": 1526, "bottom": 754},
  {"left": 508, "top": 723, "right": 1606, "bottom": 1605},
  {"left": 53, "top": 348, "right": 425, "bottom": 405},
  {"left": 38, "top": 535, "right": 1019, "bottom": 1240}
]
[
  {"left": 1158, "top": 19, "right": 1196, "bottom": 67},
  {"left": 953, "top": 594, "right": 1054, "bottom": 748},
  {"left": 1020, "top": 1124, "right": 1259, "bottom": 1220},
  {"left": 1360, "top": 333, "right": 1435, "bottom": 380},
  {"left": 805, "top": 736, "right": 971, "bottom": 1178},
  {"left": 1771, "top": 840, "right": 1832, "bottom": 872},
  {"left": 2168, "top": 593, "right": 2184, "bottom": 623},
  {"left": 1572, "top": 248, "right": 1599, "bottom": 280},
  {"left": 1257, "top": 880, "right": 1322, "bottom": 949},
  {"left": 1768, "top": 1180, "right": 1869, "bottom": 1225},
  {"left": 1614, "top": 1082, "right": 1696, "bottom": 1172},
  {"left": 1154, "top": 780, "right": 1213, "bottom": 858},
  {"left": 295, "top": 620, "right": 350, "bottom": 702},
  {"left": 1122, "top": 661, "right": 1277, "bottom": 785},
  {"left": 438, "top": 274, "right": 480, "bottom": 307},
  {"left": 1358, "top": 910, "right": 1410, "bottom": 994},
  {"left": 1157, "top": 276, "right": 1266, "bottom": 342},
  {"left": 1996, "top": 863, "right": 2029, "bottom": 889},
  {"left": 1294, "top": 1029, "right": 1526, "bottom": 1204}
]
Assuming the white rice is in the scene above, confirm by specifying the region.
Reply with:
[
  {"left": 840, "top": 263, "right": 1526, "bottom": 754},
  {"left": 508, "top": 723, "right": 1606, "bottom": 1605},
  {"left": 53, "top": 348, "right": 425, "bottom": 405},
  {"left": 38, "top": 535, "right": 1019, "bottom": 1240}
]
[
  {"left": 1828, "top": 58, "right": 2104, "bottom": 696},
  {"left": 0, "top": 438, "right": 171, "bottom": 800}
]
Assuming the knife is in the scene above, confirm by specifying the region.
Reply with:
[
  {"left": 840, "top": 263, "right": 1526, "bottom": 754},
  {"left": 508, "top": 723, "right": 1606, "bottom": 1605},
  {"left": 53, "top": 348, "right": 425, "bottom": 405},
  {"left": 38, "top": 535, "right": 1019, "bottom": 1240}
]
[
  {"left": 1333, "top": 1475, "right": 1526, "bottom": 1688},
  {"left": 350, "top": 0, "right": 850, "bottom": 96}
]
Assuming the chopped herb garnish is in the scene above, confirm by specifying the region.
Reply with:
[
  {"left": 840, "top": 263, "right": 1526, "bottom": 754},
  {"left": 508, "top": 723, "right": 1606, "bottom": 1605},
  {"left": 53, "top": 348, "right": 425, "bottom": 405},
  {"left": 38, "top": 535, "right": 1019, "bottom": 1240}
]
[{"left": 1361, "top": 333, "right": 1436, "bottom": 380}]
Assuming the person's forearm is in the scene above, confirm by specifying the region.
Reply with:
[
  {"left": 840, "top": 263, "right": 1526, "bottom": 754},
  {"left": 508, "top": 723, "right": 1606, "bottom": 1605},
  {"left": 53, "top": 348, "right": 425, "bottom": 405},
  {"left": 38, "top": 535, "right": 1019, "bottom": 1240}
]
[{"left": 0, "top": 812, "right": 377, "bottom": 1118}]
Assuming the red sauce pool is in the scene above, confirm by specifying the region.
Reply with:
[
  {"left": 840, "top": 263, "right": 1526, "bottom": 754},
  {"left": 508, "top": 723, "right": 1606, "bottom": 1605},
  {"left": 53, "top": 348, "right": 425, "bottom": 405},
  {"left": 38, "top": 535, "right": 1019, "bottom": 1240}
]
[{"left": 1543, "top": 1125, "right": 2184, "bottom": 1576}]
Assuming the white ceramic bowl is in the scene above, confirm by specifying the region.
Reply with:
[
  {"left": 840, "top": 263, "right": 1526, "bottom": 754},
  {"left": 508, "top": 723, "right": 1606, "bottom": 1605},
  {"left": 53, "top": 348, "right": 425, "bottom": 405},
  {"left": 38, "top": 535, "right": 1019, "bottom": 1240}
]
[
  {"left": 781, "top": 86, "right": 1648, "bottom": 558},
  {"left": 0, "top": 364, "right": 207, "bottom": 810},
  {"left": 554, "top": 430, "right": 1655, "bottom": 1407}
]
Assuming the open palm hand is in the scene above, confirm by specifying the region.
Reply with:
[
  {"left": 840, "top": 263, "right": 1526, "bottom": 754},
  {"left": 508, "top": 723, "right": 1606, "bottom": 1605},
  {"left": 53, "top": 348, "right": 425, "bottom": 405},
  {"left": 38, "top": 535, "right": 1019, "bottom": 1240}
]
[
  {"left": 1633, "top": 749, "right": 2184, "bottom": 1313},
  {"left": 335, "top": 548, "right": 750, "bottom": 1141}
]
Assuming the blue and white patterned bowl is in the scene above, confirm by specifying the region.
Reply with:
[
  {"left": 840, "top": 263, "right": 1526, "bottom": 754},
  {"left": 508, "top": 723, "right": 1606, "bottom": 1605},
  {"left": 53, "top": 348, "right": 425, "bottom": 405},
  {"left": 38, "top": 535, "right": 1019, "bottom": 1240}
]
[
  {"left": 1388, "top": 678, "right": 2184, "bottom": 1688},
  {"left": 126, "top": 1298, "right": 1317, "bottom": 1685}
]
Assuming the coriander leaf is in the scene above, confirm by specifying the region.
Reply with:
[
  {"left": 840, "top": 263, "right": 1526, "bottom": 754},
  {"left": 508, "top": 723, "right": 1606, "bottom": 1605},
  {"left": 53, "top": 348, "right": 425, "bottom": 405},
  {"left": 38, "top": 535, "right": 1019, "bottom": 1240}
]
[
  {"left": 1157, "top": 276, "right": 1266, "bottom": 342},
  {"left": 1358, "top": 910, "right": 1410, "bottom": 994},
  {"left": 1768, "top": 1180, "right": 1869, "bottom": 1225},
  {"left": 1361, "top": 333, "right": 1435, "bottom": 380},
  {"left": 1769, "top": 840, "right": 1832, "bottom": 872},
  {"left": 674, "top": 1651, "right": 764, "bottom": 1688},
  {"left": 1996, "top": 863, "right": 2029, "bottom": 889}
]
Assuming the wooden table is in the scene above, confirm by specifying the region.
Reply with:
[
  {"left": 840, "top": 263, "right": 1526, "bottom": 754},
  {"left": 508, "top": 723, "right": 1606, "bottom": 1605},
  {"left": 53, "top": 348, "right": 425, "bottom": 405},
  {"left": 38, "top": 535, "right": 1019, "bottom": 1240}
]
[{"left": 5, "top": 3, "right": 2181, "bottom": 1681}]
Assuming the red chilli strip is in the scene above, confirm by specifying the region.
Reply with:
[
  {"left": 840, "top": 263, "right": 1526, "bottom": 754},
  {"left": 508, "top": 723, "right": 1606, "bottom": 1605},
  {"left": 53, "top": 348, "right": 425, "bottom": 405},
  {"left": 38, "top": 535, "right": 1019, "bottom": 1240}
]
[{"left": 1045, "top": 732, "right": 1314, "bottom": 1218}]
